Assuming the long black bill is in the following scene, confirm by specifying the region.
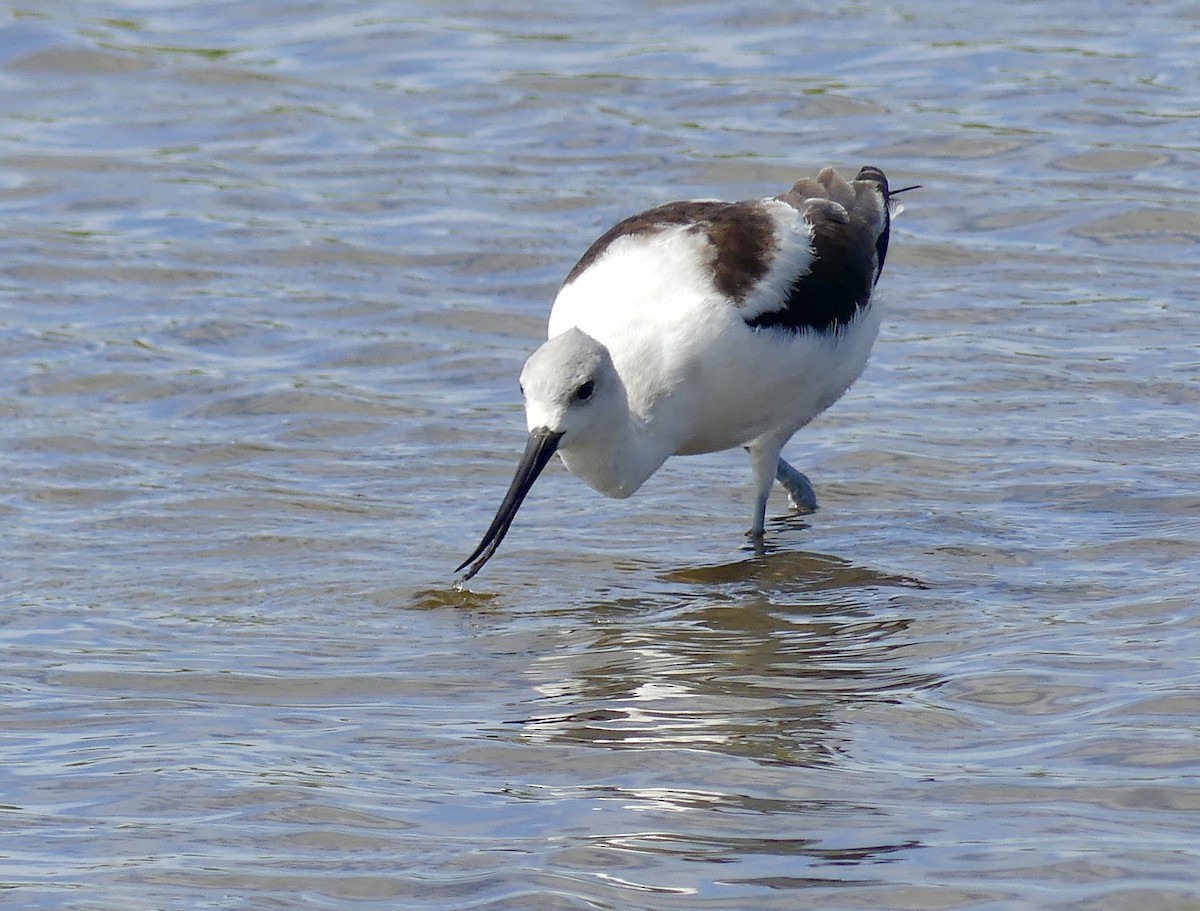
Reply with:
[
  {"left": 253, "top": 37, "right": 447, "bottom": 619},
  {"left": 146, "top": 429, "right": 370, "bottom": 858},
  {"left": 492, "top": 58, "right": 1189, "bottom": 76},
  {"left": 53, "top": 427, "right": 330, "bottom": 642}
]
[{"left": 456, "top": 427, "right": 565, "bottom": 582}]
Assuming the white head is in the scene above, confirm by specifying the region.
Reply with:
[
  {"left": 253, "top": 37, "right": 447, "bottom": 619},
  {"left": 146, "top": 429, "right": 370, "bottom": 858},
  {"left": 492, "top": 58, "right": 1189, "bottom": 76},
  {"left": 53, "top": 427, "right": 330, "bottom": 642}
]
[
  {"left": 519, "top": 328, "right": 621, "bottom": 439},
  {"left": 457, "top": 328, "right": 622, "bottom": 581}
]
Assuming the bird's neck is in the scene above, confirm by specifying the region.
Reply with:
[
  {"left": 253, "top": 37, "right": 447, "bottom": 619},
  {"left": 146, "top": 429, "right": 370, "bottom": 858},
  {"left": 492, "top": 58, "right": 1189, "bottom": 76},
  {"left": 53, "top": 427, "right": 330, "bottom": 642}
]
[{"left": 559, "top": 406, "right": 672, "bottom": 500}]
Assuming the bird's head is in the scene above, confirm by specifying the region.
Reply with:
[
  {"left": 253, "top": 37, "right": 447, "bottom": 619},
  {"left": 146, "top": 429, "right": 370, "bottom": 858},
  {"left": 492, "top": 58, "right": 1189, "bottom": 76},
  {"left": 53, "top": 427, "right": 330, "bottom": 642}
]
[
  {"left": 519, "top": 327, "right": 619, "bottom": 441},
  {"left": 456, "top": 328, "right": 618, "bottom": 582}
]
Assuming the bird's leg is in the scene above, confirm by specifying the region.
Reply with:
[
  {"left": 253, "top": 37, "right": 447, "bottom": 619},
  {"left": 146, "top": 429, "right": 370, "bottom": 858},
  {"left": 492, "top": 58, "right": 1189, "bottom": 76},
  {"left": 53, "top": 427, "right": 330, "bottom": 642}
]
[
  {"left": 745, "top": 441, "right": 786, "bottom": 538},
  {"left": 776, "top": 457, "right": 817, "bottom": 513}
]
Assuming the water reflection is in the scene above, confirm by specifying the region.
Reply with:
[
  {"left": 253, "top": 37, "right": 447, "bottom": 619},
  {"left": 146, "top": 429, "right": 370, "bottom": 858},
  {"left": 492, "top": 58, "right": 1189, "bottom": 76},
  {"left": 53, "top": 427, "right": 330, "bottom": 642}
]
[
  {"left": 607, "top": 830, "right": 918, "bottom": 869},
  {"left": 661, "top": 546, "right": 928, "bottom": 593},
  {"left": 508, "top": 549, "right": 937, "bottom": 769}
]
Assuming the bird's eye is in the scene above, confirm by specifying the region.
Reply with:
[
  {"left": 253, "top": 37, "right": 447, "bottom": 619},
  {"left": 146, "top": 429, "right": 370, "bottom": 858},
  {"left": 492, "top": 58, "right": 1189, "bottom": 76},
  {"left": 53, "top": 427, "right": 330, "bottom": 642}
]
[
  {"left": 574, "top": 379, "right": 594, "bottom": 402},
  {"left": 519, "top": 381, "right": 525, "bottom": 397}
]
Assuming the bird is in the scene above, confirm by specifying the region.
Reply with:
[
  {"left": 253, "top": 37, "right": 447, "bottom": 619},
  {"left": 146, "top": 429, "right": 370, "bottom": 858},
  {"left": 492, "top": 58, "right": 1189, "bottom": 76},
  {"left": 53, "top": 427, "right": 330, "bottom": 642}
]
[{"left": 457, "top": 165, "right": 913, "bottom": 582}]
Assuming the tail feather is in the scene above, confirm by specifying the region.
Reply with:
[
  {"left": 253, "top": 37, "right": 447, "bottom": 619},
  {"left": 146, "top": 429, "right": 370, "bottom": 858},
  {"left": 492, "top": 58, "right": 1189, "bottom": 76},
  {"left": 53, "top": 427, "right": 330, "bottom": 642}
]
[{"left": 854, "top": 165, "right": 892, "bottom": 284}]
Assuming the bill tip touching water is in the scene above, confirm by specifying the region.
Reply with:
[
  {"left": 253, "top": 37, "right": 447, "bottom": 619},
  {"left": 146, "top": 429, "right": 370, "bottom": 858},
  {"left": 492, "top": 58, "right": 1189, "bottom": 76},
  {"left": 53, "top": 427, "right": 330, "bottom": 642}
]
[{"left": 456, "top": 165, "right": 917, "bottom": 583}]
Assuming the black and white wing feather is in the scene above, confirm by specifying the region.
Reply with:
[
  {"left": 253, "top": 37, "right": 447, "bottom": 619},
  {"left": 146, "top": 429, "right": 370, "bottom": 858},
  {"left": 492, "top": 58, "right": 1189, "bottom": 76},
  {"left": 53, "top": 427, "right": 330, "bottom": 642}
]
[
  {"left": 555, "top": 166, "right": 895, "bottom": 336},
  {"left": 743, "top": 165, "right": 893, "bottom": 334}
]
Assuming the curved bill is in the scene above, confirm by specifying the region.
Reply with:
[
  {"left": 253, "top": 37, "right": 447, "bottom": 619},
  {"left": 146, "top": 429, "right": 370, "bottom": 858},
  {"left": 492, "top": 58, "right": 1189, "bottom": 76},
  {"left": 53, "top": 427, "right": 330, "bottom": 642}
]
[{"left": 456, "top": 427, "right": 565, "bottom": 582}]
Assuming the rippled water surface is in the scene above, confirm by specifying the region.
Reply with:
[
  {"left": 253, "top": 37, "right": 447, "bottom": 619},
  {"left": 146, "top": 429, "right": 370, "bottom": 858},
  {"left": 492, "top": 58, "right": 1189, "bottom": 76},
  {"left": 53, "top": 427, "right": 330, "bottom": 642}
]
[{"left": 3, "top": 2, "right": 1199, "bottom": 909}]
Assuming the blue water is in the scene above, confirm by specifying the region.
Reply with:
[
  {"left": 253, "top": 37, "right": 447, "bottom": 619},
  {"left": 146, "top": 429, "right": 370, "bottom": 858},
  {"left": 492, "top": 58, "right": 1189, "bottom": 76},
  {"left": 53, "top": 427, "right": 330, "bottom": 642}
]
[{"left": 3, "top": 2, "right": 1199, "bottom": 909}]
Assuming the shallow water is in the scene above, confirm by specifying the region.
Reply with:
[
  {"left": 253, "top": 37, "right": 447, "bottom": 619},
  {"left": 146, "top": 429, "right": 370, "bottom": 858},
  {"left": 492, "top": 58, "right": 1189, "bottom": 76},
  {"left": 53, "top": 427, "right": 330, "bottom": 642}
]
[{"left": 3, "top": 2, "right": 1199, "bottom": 909}]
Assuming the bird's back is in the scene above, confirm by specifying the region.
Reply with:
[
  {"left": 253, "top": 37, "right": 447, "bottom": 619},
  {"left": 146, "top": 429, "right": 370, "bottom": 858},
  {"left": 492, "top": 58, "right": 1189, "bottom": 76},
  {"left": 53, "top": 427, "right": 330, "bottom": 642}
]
[{"left": 547, "top": 167, "right": 896, "bottom": 452}]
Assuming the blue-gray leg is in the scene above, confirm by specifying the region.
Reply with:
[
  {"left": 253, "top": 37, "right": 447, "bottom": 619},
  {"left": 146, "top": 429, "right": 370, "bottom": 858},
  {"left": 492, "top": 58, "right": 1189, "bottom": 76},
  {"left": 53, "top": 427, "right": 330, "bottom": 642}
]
[
  {"left": 747, "top": 446, "right": 819, "bottom": 537},
  {"left": 745, "top": 442, "right": 784, "bottom": 538},
  {"left": 776, "top": 457, "right": 817, "bottom": 513}
]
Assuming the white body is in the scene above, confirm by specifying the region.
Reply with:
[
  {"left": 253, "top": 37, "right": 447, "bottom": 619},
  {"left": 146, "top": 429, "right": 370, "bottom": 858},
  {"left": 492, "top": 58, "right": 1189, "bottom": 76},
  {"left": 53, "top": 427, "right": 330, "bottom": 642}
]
[
  {"left": 539, "top": 200, "right": 882, "bottom": 499},
  {"left": 457, "top": 165, "right": 900, "bottom": 582}
]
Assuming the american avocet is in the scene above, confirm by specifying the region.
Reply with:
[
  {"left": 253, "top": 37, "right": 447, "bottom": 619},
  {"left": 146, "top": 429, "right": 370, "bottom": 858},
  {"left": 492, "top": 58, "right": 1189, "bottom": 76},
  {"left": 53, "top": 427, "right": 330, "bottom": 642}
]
[{"left": 458, "top": 166, "right": 912, "bottom": 581}]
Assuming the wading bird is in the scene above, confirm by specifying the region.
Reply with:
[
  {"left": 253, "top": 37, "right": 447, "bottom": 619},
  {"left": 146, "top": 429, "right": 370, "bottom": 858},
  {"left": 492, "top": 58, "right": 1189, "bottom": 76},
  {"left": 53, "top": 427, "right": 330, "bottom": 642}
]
[{"left": 458, "top": 165, "right": 913, "bottom": 581}]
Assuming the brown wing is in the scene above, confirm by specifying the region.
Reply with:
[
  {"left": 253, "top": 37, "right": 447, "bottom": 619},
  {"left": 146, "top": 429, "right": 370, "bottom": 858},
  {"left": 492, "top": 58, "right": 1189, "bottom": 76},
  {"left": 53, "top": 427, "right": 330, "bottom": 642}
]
[{"left": 747, "top": 166, "right": 891, "bottom": 334}]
